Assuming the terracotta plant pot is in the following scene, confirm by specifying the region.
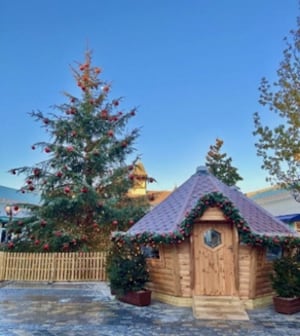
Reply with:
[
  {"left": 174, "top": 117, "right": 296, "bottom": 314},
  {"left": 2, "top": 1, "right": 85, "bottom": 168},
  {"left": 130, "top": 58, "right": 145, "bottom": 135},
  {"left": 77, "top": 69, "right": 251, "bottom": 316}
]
[
  {"left": 118, "top": 290, "right": 152, "bottom": 306},
  {"left": 273, "top": 296, "right": 300, "bottom": 314}
]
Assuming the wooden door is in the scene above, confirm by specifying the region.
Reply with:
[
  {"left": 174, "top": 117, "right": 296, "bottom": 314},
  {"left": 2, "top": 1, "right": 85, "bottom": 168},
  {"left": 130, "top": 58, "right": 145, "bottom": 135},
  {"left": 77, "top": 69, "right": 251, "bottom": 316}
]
[{"left": 193, "top": 222, "right": 237, "bottom": 296}]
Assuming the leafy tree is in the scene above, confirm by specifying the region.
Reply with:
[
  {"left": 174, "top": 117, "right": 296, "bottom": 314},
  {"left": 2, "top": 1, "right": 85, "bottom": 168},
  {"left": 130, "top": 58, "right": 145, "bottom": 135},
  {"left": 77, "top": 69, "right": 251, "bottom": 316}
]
[
  {"left": 4, "top": 50, "right": 152, "bottom": 252},
  {"left": 205, "top": 138, "right": 243, "bottom": 186},
  {"left": 253, "top": 17, "right": 300, "bottom": 200}
]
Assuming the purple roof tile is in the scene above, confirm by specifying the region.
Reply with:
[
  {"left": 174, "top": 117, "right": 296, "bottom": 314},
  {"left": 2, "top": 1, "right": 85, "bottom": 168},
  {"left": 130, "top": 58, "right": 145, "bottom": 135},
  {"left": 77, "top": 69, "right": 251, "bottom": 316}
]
[{"left": 127, "top": 167, "right": 298, "bottom": 238}]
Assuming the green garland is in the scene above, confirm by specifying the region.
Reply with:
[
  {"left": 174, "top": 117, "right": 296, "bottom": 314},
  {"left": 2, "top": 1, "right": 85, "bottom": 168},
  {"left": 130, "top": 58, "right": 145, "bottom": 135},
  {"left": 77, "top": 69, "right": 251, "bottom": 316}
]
[{"left": 113, "top": 192, "right": 300, "bottom": 249}]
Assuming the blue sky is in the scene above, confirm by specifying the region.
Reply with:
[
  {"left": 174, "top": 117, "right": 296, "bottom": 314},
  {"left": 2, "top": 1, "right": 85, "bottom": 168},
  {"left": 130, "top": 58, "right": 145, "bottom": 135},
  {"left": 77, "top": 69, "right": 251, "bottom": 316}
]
[{"left": 0, "top": 0, "right": 299, "bottom": 193}]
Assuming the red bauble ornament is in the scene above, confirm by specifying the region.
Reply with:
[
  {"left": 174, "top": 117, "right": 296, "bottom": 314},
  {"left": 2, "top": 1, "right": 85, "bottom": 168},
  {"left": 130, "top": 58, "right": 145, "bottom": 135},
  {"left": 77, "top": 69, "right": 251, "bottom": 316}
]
[
  {"left": 8, "top": 242, "right": 14, "bottom": 249},
  {"left": 34, "top": 240, "right": 40, "bottom": 246},
  {"left": 100, "top": 110, "right": 108, "bottom": 119},
  {"left": 13, "top": 205, "right": 19, "bottom": 212},
  {"left": 56, "top": 171, "right": 63, "bottom": 178},
  {"left": 43, "top": 243, "right": 49, "bottom": 251},
  {"left": 107, "top": 130, "right": 114, "bottom": 137},
  {"left": 62, "top": 243, "right": 69, "bottom": 251},
  {"left": 54, "top": 231, "right": 62, "bottom": 237},
  {"left": 34, "top": 168, "right": 41, "bottom": 176},
  {"left": 64, "top": 186, "right": 71, "bottom": 193},
  {"left": 112, "top": 220, "right": 118, "bottom": 226},
  {"left": 67, "top": 146, "right": 74, "bottom": 152},
  {"left": 45, "top": 147, "right": 51, "bottom": 153},
  {"left": 81, "top": 187, "right": 88, "bottom": 193},
  {"left": 94, "top": 67, "right": 101, "bottom": 74},
  {"left": 40, "top": 219, "right": 47, "bottom": 227}
]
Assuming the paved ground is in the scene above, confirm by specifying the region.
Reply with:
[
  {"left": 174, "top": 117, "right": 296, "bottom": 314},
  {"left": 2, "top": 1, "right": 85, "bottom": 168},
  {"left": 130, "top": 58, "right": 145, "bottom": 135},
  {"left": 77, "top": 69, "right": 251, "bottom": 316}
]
[{"left": 0, "top": 281, "right": 299, "bottom": 336}]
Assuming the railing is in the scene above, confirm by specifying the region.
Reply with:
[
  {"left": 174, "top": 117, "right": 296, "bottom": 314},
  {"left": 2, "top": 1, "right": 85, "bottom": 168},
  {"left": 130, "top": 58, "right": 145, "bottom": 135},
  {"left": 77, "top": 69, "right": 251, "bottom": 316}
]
[{"left": 0, "top": 252, "right": 107, "bottom": 282}]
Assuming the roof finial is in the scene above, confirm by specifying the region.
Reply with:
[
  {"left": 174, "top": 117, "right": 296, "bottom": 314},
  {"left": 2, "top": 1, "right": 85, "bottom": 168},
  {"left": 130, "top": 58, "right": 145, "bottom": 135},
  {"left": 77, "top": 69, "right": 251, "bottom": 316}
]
[{"left": 196, "top": 166, "right": 209, "bottom": 174}]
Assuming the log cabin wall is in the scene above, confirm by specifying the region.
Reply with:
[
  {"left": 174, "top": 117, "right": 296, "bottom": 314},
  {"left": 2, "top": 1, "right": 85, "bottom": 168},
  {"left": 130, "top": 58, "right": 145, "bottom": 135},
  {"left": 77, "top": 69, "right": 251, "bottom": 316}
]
[
  {"left": 238, "top": 245, "right": 255, "bottom": 299},
  {"left": 146, "top": 244, "right": 180, "bottom": 296},
  {"left": 146, "top": 240, "right": 192, "bottom": 297},
  {"left": 253, "top": 247, "right": 273, "bottom": 297}
]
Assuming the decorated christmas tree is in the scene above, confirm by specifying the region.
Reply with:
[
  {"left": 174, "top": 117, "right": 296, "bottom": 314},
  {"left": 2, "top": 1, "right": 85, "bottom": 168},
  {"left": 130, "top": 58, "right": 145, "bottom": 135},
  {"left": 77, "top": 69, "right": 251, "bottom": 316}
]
[{"left": 4, "top": 50, "right": 153, "bottom": 252}]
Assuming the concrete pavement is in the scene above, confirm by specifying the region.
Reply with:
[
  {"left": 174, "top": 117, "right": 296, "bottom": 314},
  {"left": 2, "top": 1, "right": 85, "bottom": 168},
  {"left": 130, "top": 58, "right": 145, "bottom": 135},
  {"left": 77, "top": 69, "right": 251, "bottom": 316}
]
[{"left": 0, "top": 281, "right": 299, "bottom": 336}]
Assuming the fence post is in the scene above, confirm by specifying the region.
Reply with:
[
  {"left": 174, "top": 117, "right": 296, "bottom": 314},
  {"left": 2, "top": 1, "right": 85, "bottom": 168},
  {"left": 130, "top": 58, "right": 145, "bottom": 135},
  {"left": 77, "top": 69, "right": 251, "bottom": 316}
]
[
  {"left": 0, "top": 252, "right": 5, "bottom": 280},
  {"left": 50, "top": 253, "right": 57, "bottom": 282}
]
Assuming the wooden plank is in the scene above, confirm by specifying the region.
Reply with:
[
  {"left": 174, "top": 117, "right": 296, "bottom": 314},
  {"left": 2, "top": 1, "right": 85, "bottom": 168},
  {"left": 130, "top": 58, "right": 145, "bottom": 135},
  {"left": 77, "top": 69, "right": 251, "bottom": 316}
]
[{"left": 197, "top": 207, "right": 226, "bottom": 221}]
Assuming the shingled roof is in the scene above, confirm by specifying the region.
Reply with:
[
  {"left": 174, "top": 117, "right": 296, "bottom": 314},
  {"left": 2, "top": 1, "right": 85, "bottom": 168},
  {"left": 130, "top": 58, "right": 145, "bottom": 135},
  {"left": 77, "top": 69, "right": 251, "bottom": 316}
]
[{"left": 126, "top": 167, "right": 298, "bottom": 240}]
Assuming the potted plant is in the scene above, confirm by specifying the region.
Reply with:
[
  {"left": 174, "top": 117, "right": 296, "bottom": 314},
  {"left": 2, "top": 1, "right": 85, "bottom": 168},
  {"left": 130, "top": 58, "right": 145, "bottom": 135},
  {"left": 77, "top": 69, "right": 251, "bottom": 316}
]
[
  {"left": 270, "top": 253, "right": 300, "bottom": 314},
  {"left": 106, "top": 237, "right": 151, "bottom": 306}
]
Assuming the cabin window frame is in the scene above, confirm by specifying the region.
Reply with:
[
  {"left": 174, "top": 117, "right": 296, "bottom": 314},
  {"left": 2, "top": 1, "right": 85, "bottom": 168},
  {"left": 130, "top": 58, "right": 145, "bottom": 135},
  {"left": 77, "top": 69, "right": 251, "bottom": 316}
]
[
  {"left": 266, "top": 245, "right": 283, "bottom": 261},
  {"left": 143, "top": 246, "right": 165, "bottom": 267}
]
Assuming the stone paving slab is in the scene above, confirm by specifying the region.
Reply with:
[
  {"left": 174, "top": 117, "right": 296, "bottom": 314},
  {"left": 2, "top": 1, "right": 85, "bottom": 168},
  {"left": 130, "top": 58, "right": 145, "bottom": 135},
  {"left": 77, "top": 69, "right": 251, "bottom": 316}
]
[{"left": 0, "top": 281, "right": 299, "bottom": 335}]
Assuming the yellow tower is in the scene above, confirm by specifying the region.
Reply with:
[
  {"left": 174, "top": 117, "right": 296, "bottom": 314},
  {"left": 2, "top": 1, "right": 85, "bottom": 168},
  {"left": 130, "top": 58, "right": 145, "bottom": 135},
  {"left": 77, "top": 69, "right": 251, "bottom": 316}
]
[{"left": 129, "top": 161, "right": 147, "bottom": 196}]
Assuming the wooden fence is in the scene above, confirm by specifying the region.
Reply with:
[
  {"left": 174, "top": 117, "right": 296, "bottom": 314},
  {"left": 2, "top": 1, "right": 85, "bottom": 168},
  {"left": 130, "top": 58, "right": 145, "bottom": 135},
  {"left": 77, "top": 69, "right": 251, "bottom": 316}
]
[{"left": 0, "top": 252, "right": 108, "bottom": 282}]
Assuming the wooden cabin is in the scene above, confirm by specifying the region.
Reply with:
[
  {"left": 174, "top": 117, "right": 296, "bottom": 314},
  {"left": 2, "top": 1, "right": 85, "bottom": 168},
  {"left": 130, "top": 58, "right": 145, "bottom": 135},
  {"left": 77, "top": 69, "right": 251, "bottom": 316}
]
[{"left": 121, "top": 167, "right": 300, "bottom": 320}]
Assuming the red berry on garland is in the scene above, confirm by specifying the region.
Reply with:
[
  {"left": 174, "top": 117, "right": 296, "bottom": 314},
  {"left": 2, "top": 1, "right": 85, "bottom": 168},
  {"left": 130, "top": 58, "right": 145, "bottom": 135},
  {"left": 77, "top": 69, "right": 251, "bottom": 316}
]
[
  {"left": 45, "top": 147, "right": 51, "bottom": 153},
  {"left": 56, "top": 171, "right": 63, "bottom": 178},
  {"left": 113, "top": 100, "right": 119, "bottom": 106},
  {"left": 43, "top": 118, "right": 49, "bottom": 124},
  {"left": 129, "top": 174, "right": 135, "bottom": 180},
  {"left": 8, "top": 242, "right": 14, "bottom": 249},
  {"left": 34, "top": 240, "right": 40, "bottom": 246},
  {"left": 107, "top": 130, "right": 114, "bottom": 137},
  {"left": 129, "top": 220, "right": 134, "bottom": 225},
  {"left": 130, "top": 110, "right": 136, "bottom": 116},
  {"left": 67, "top": 146, "right": 74, "bottom": 152},
  {"left": 121, "top": 142, "right": 127, "bottom": 148},
  {"left": 70, "top": 97, "right": 76, "bottom": 103},
  {"left": 28, "top": 185, "right": 35, "bottom": 191},
  {"left": 13, "top": 205, "right": 19, "bottom": 212},
  {"left": 79, "top": 64, "right": 85, "bottom": 71},
  {"left": 71, "top": 131, "right": 77, "bottom": 137},
  {"left": 112, "top": 220, "right": 118, "bottom": 226}
]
